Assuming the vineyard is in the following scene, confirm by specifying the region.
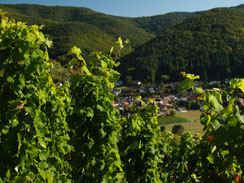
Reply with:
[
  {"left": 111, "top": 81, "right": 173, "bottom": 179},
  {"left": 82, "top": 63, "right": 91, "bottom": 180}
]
[{"left": 0, "top": 10, "right": 244, "bottom": 183}]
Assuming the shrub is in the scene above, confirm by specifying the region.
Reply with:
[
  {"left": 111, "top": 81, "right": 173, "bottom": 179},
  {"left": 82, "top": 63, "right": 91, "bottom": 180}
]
[
  {"left": 169, "top": 109, "right": 176, "bottom": 116},
  {"left": 172, "top": 125, "right": 185, "bottom": 135}
]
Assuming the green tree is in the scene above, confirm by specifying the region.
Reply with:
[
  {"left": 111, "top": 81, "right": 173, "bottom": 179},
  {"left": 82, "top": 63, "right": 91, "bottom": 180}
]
[
  {"left": 172, "top": 125, "right": 185, "bottom": 135},
  {"left": 161, "top": 75, "right": 170, "bottom": 83}
]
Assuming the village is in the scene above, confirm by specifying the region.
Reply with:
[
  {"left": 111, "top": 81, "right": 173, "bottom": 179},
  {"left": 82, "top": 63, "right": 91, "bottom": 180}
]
[
  {"left": 112, "top": 80, "right": 201, "bottom": 117},
  {"left": 112, "top": 79, "right": 230, "bottom": 117}
]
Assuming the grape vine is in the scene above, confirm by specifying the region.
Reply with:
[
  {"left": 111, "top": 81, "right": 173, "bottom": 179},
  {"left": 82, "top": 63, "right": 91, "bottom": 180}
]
[
  {"left": 119, "top": 99, "right": 162, "bottom": 183},
  {"left": 67, "top": 41, "right": 126, "bottom": 182},
  {"left": 0, "top": 11, "right": 72, "bottom": 182},
  {"left": 0, "top": 10, "right": 243, "bottom": 183}
]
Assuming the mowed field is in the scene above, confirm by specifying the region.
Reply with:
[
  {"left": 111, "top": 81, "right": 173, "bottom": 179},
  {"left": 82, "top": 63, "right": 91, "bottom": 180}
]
[
  {"left": 158, "top": 110, "right": 204, "bottom": 135},
  {"left": 162, "top": 122, "right": 204, "bottom": 135},
  {"left": 176, "top": 110, "right": 201, "bottom": 121}
]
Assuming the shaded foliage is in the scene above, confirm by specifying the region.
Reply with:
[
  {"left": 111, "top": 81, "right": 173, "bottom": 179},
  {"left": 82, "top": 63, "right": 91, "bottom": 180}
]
[
  {"left": 119, "top": 8, "right": 244, "bottom": 82},
  {"left": 126, "top": 12, "right": 195, "bottom": 35}
]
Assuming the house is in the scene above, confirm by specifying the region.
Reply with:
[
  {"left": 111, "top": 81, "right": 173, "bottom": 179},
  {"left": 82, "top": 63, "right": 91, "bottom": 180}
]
[
  {"left": 176, "top": 95, "right": 188, "bottom": 102},
  {"left": 155, "top": 100, "right": 164, "bottom": 106},
  {"left": 140, "top": 89, "right": 146, "bottom": 93},
  {"left": 175, "top": 93, "right": 190, "bottom": 102},
  {"left": 112, "top": 103, "right": 119, "bottom": 108},
  {"left": 225, "top": 79, "right": 231, "bottom": 84},
  {"left": 156, "top": 85, "right": 162, "bottom": 91},
  {"left": 148, "top": 87, "right": 155, "bottom": 93},
  {"left": 162, "top": 94, "right": 175, "bottom": 102},
  {"left": 131, "top": 80, "right": 141, "bottom": 86},
  {"left": 121, "top": 88, "right": 133, "bottom": 94},
  {"left": 115, "top": 80, "right": 123, "bottom": 87},
  {"left": 56, "top": 82, "right": 62, "bottom": 86},
  {"left": 177, "top": 107, "right": 187, "bottom": 112},
  {"left": 210, "top": 81, "right": 221, "bottom": 86}
]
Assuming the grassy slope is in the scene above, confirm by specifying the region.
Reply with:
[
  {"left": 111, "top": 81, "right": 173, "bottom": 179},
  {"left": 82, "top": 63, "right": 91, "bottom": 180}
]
[
  {"left": 158, "top": 115, "right": 188, "bottom": 125},
  {"left": 158, "top": 110, "right": 201, "bottom": 124},
  {"left": 176, "top": 110, "right": 201, "bottom": 121},
  {"left": 163, "top": 122, "right": 204, "bottom": 135},
  {"left": 158, "top": 110, "right": 203, "bottom": 134}
]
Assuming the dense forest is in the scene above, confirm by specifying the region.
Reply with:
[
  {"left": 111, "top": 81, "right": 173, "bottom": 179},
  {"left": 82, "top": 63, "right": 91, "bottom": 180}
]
[
  {"left": 119, "top": 7, "right": 244, "bottom": 83},
  {"left": 0, "top": 4, "right": 149, "bottom": 61},
  {"left": 120, "top": 12, "right": 195, "bottom": 35},
  {"left": 0, "top": 4, "right": 194, "bottom": 63}
]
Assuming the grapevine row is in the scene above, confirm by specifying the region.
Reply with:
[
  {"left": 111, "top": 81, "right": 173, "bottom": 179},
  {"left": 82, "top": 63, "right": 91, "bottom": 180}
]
[{"left": 0, "top": 11, "right": 243, "bottom": 183}]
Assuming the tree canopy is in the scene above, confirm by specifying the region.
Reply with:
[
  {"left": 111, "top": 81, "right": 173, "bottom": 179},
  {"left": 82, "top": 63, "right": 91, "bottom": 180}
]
[{"left": 119, "top": 7, "right": 244, "bottom": 82}]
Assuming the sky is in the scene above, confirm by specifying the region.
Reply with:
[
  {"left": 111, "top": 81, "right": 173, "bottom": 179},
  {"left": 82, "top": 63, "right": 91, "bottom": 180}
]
[{"left": 0, "top": 0, "right": 243, "bottom": 17}]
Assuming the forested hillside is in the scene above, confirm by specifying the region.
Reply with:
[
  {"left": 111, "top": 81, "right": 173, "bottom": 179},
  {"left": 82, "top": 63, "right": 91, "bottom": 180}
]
[
  {"left": 122, "top": 12, "right": 195, "bottom": 35},
  {"left": 0, "top": 4, "right": 195, "bottom": 63},
  {"left": 0, "top": 4, "right": 151, "bottom": 61},
  {"left": 119, "top": 7, "right": 244, "bottom": 82},
  {"left": 236, "top": 4, "right": 244, "bottom": 9}
]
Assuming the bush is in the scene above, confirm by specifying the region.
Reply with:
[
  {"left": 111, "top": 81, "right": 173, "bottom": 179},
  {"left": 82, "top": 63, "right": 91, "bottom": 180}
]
[
  {"left": 172, "top": 125, "right": 185, "bottom": 135},
  {"left": 169, "top": 109, "right": 176, "bottom": 116}
]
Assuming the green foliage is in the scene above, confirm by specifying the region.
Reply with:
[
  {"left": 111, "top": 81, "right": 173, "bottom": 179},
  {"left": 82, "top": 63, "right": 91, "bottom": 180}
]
[
  {"left": 159, "top": 132, "right": 206, "bottom": 182},
  {"left": 119, "top": 100, "right": 162, "bottom": 183},
  {"left": 198, "top": 78, "right": 244, "bottom": 181},
  {"left": 125, "top": 75, "right": 132, "bottom": 85},
  {"left": 0, "top": 4, "right": 154, "bottom": 62},
  {"left": 127, "top": 12, "right": 195, "bottom": 35},
  {"left": 161, "top": 75, "right": 170, "bottom": 82},
  {"left": 172, "top": 125, "right": 185, "bottom": 135},
  {"left": 0, "top": 12, "right": 72, "bottom": 182},
  {"left": 178, "top": 73, "right": 200, "bottom": 93},
  {"left": 173, "top": 74, "right": 244, "bottom": 182},
  {"left": 67, "top": 41, "right": 126, "bottom": 182},
  {"left": 119, "top": 7, "right": 244, "bottom": 82},
  {"left": 169, "top": 109, "right": 176, "bottom": 116},
  {"left": 1, "top": 11, "right": 244, "bottom": 183},
  {"left": 155, "top": 74, "right": 244, "bottom": 182}
]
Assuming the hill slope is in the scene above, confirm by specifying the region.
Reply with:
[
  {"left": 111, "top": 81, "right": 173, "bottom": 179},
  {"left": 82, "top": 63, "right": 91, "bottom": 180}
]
[
  {"left": 0, "top": 4, "right": 196, "bottom": 62},
  {"left": 119, "top": 7, "right": 244, "bottom": 82},
  {"left": 0, "top": 4, "right": 154, "bottom": 61},
  {"left": 122, "top": 12, "right": 195, "bottom": 35},
  {"left": 236, "top": 4, "right": 244, "bottom": 9}
]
